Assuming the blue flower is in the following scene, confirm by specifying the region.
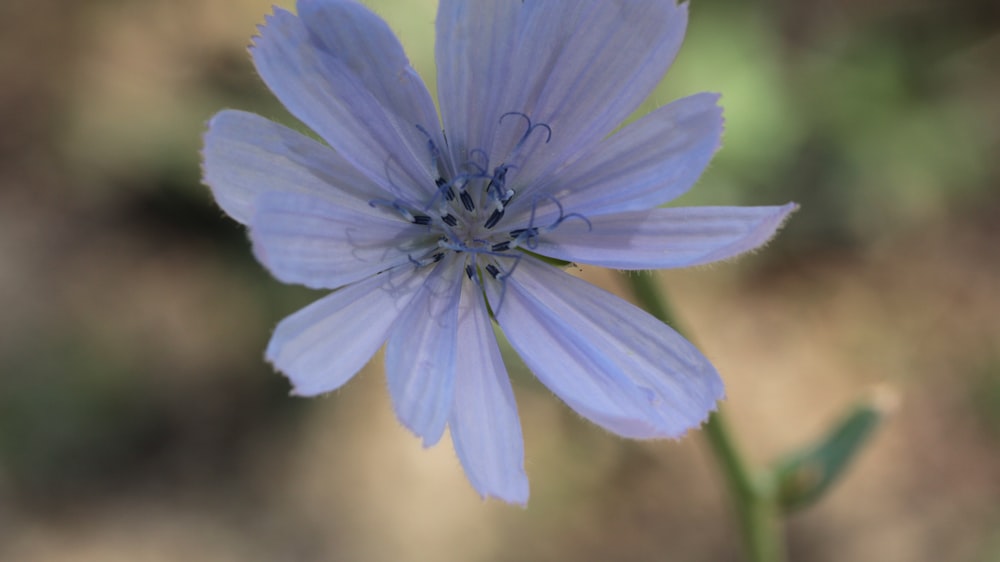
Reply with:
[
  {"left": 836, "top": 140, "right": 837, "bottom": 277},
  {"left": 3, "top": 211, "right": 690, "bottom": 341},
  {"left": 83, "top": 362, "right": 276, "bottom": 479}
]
[{"left": 202, "top": 0, "right": 795, "bottom": 504}]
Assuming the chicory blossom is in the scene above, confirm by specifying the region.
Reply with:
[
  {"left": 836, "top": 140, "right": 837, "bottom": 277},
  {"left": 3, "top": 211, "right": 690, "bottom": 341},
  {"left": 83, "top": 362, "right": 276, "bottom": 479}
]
[{"left": 202, "top": 0, "right": 795, "bottom": 504}]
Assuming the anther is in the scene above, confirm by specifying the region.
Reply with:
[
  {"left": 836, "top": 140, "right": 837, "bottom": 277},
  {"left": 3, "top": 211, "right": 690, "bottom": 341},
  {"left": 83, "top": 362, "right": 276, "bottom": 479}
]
[
  {"left": 442, "top": 213, "right": 458, "bottom": 227},
  {"left": 485, "top": 264, "right": 501, "bottom": 279},
  {"left": 485, "top": 165, "right": 509, "bottom": 198},
  {"left": 407, "top": 250, "right": 448, "bottom": 268},
  {"left": 465, "top": 265, "right": 475, "bottom": 279},
  {"left": 491, "top": 241, "right": 510, "bottom": 252},
  {"left": 484, "top": 208, "right": 505, "bottom": 229},
  {"left": 459, "top": 190, "right": 475, "bottom": 212},
  {"left": 370, "top": 199, "right": 423, "bottom": 224},
  {"left": 434, "top": 178, "right": 456, "bottom": 202},
  {"left": 509, "top": 227, "right": 538, "bottom": 239}
]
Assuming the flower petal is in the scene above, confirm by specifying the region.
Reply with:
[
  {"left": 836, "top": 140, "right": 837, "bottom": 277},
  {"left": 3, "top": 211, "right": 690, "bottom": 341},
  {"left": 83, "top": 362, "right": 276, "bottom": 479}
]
[
  {"left": 531, "top": 204, "right": 798, "bottom": 270},
  {"left": 252, "top": 4, "right": 440, "bottom": 201},
  {"left": 436, "top": 0, "right": 688, "bottom": 188},
  {"left": 385, "top": 255, "right": 465, "bottom": 447},
  {"left": 487, "top": 257, "right": 724, "bottom": 439},
  {"left": 250, "top": 191, "right": 435, "bottom": 290},
  {"left": 202, "top": 110, "right": 391, "bottom": 225},
  {"left": 510, "top": 93, "right": 724, "bottom": 222},
  {"left": 434, "top": 0, "right": 520, "bottom": 170},
  {"left": 266, "top": 264, "right": 431, "bottom": 396},
  {"left": 449, "top": 272, "right": 528, "bottom": 504}
]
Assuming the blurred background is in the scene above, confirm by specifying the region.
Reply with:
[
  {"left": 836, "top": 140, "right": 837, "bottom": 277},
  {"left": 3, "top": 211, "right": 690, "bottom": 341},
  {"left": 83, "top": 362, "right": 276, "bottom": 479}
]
[{"left": 1, "top": 0, "right": 998, "bottom": 560}]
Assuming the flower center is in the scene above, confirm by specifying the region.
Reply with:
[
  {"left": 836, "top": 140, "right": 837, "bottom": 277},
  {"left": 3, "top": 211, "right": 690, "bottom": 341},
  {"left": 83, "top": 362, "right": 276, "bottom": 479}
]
[{"left": 370, "top": 113, "right": 589, "bottom": 282}]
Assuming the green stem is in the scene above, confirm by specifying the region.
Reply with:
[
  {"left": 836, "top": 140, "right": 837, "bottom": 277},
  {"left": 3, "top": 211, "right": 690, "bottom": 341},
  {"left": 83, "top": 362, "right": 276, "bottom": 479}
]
[
  {"left": 624, "top": 271, "right": 785, "bottom": 562},
  {"left": 703, "top": 411, "right": 785, "bottom": 562}
]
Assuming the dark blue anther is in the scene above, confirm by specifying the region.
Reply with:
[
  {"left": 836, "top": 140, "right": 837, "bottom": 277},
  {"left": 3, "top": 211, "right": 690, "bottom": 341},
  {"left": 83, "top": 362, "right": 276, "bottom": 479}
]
[
  {"left": 465, "top": 264, "right": 475, "bottom": 279},
  {"left": 484, "top": 208, "right": 505, "bottom": 229},
  {"left": 432, "top": 252, "right": 445, "bottom": 263},
  {"left": 434, "top": 177, "right": 456, "bottom": 202},
  {"left": 491, "top": 241, "right": 510, "bottom": 252},
  {"left": 485, "top": 264, "right": 501, "bottom": 279},
  {"left": 442, "top": 213, "right": 458, "bottom": 227},
  {"left": 411, "top": 214, "right": 431, "bottom": 225},
  {"left": 509, "top": 227, "right": 538, "bottom": 239},
  {"left": 460, "top": 190, "right": 475, "bottom": 212},
  {"left": 486, "top": 165, "right": 509, "bottom": 196}
]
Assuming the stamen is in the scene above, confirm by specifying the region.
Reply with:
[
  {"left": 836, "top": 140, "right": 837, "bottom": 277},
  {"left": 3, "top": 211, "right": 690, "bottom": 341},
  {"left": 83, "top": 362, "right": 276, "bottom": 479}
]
[
  {"left": 513, "top": 195, "right": 544, "bottom": 250},
  {"left": 508, "top": 227, "right": 538, "bottom": 239},
  {"left": 465, "top": 264, "right": 476, "bottom": 279},
  {"left": 515, "top": 230, "right": 539, "bottom": 251},
  {"left": 484, "top": 208, "right": 505, "bottom": 229},
  {"left": 370, "top": 198, "right": 421, "bottom": 225},
  {"left": 408, "top": 251, "right": 441, "bottom": 268},
  {"left": 442, "top": 213, "right": 458, "bottom": 227},
  {"left": 485, "top": 264, "right": 501, "bottom": 279},
  {"left": 483, "top": 164, "right": 516, "bottom": 215},
  {"left": 459, "top": 190, "right": 475, "bottom": 212},
  {"left": 485, "top": 165, "right": 509, "bottom": 197},
  {"left": 434, "top": 177, "right": 456, "bottom": 202},
  {"left": 491, "top": 241, "right": 510, "bottom": 252}
]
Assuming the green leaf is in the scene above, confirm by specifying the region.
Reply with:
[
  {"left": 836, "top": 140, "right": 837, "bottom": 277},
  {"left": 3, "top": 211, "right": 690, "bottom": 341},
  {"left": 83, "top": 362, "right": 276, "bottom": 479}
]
[{"left": 773, "top": 389, "right": 896, "bottom": 513}]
